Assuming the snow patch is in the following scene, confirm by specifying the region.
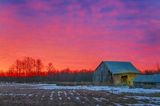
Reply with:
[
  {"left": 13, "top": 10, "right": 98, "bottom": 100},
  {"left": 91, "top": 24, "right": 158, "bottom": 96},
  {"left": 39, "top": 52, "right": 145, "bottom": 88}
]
[
  {"left": 50, "top": 91, "right": 54, "bottom": 100},
  {"left": 93, "top": 97, "right": 102, "bottom": 102},
  {"left": 67, "top": 97, "right": 71, "bottom": 100},
  {"left": 76, "top": 93, "right": 80, "bottom": 96},
  {"left": 76, "top": 97, "right": 80, "bottom": 100},
  {"left": 93, "top": 97, "right": 107, "bottom": 102},
  {"left": 0, "top": 93, "right": 27, "bottom": 96},
  {"left": 127, "top": 96, "right": 160, "bottom": 104},
  {"left": 63, "top": 91, "right": 67, "bottom": 97},
  {"left": 70, "top": 92, "right": 74, "bottom": 96},
  {"left": 37, "top": 85, "right": 160, "bottom": 94},
  {"left": 28, "top": 94, "right": 33, "bottom": 97},
  {"left": 113, "top": 103, "right": 122, "bottom": 106},
  {"left": 59, "top": 97, "right": 62, "bottom": 100},
  {"left": 58, "top": 91, "right": 61, "bottom": 97}
]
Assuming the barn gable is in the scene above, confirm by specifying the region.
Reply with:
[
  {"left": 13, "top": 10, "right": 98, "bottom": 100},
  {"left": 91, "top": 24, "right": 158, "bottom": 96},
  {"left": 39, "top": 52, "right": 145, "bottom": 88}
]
[{"left": 93, "top": 62, "right": 111, "bottom": 82}]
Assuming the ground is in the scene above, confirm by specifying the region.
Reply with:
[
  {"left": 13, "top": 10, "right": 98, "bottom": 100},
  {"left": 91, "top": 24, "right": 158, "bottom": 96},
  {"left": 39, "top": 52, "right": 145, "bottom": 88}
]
[{"left": 0, "top": 83, "right": 160, "bottom": 106}]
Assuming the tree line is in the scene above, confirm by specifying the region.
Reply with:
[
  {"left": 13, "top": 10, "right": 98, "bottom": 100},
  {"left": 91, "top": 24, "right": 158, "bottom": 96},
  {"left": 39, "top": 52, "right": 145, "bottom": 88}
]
[
  {"left": 143, "top": 63, "right": 160, "bottom": 74},
  {"left": 0, "top": 57, "right": 93, "bottom": 83}
]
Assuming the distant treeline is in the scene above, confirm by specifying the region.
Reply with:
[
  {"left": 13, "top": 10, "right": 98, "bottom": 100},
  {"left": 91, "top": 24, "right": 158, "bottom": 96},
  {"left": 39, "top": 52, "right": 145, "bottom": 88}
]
[
  {"left": 143, "top": 63, "right": 160, "bottom": 74},
  {"left": 0, "top": 57, "right": 93, "bottom": 83},
  {"left": 0, "top": 70, "right": 93, "bottom": 83},
  {"left": 143, "top": 69, "right": 160, "bottom": 74}
]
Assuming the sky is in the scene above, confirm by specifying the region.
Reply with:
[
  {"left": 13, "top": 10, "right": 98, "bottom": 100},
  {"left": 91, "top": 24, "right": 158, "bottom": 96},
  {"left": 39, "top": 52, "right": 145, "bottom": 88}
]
[{"left": 0, "top": 0, "right": 160, "bottom": 71}]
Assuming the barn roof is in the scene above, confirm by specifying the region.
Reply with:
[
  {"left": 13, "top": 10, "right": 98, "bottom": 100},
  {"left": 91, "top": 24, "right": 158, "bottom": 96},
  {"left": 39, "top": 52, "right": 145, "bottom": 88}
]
[
  {"left": 103, "top": 61, "right": 140, "bottom": 74},
  {"left": 134, "top": 74, "right": 160, "bottom": 83}
]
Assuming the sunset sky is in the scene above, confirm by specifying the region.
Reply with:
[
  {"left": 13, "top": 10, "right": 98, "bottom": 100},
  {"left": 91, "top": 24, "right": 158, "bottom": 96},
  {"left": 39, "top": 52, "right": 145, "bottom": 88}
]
[{"left": 0, "top": 0, "right": 160, "bottom": 71}]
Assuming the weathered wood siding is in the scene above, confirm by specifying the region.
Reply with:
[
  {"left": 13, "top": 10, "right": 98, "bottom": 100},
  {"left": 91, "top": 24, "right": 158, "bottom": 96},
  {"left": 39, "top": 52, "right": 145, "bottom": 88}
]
[
  {"left": 113, "top": 73, "right": 138, "bottom": 86},
  {"left": 93, "top": 62, "right": 113, "bottom": 84}
]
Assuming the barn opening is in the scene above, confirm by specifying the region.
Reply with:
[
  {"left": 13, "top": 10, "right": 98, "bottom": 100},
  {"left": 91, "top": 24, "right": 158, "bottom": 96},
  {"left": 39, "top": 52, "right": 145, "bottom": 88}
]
[{"left": 121, "top": 75, "right": 128, "bottom": 84}]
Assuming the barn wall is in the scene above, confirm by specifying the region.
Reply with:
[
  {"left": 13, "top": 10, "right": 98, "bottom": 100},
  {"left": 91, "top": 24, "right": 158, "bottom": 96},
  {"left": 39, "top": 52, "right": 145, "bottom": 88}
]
[
  {"left": 157, "top": 83, "right": 160, "bottom": 88},
  {"left": 134, "top": 82, "right": 160, "bottom": 88},
  {"left": 93, "top": 62, "right": 105, "bottom": 82},
  {"left": 127, "top": 73, "right": 138, "bottom": 86},
  {"left": 113, "top": 73, "right": 138, "bottom": 86},
  {"left": 112, "top": 75, "right": 121, "bottom": 85},
  {"left": 93, "top": 62, "right": 111, "bottom": 83}
]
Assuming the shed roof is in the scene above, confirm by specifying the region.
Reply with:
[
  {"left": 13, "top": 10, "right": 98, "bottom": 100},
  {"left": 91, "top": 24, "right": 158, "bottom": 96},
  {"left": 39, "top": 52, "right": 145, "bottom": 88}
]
[
  {"left": 134, "top": 74, "right": 160, "bottom": 83},
  {"left": 103, "top": 61, "right": 140, "bottom": 74}
]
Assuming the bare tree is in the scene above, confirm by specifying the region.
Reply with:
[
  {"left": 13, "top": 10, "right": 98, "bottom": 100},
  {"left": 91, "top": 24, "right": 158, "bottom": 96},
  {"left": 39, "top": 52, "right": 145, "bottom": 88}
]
[
  {"left": 47, "top": 62, "right": 55, "bottom": 74},
  {"left": 7, "top": 64, "right": 16, "bottom": 77},
  {"left": 35, "top": 59, "right": 43, "bottom": 76},
  {"left": 22, "top": 57, "right": 36, "bottom": 76},
  {"left": 15, "top": 59, "right": 22, "bottom": 77}
]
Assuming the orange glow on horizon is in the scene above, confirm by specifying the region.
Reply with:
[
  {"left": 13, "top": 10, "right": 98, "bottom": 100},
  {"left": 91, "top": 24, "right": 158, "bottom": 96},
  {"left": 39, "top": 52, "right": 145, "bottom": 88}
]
[{"left": 0, "top": 57, "right": 158, "bottom": 73}]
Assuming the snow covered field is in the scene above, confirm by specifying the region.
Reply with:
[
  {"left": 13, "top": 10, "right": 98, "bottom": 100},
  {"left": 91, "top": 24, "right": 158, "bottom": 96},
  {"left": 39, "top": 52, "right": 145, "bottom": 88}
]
[
  {"left": 0, "top": 83, "right": 160, "bottom": 106},
  {"left": 1, "top": 83, "right": 160, "bottom": 94},
  {"left": 36, "top": 84, "right": 160, "bottom": 94}
]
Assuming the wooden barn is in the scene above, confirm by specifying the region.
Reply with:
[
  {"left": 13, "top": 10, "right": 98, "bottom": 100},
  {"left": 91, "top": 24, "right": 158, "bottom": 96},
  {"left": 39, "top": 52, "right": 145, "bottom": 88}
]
[
  {"left": 133, "top": 74, "right": 160, "bottom": 88},
  {"left": 93, "top": 61, "right": 140, "bottom": 86}
]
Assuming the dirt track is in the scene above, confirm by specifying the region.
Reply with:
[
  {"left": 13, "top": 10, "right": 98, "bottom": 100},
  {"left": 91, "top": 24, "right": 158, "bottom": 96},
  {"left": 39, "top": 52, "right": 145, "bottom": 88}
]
[{"left": 0, "top": 83, "right": 159, "bottom": 106}]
